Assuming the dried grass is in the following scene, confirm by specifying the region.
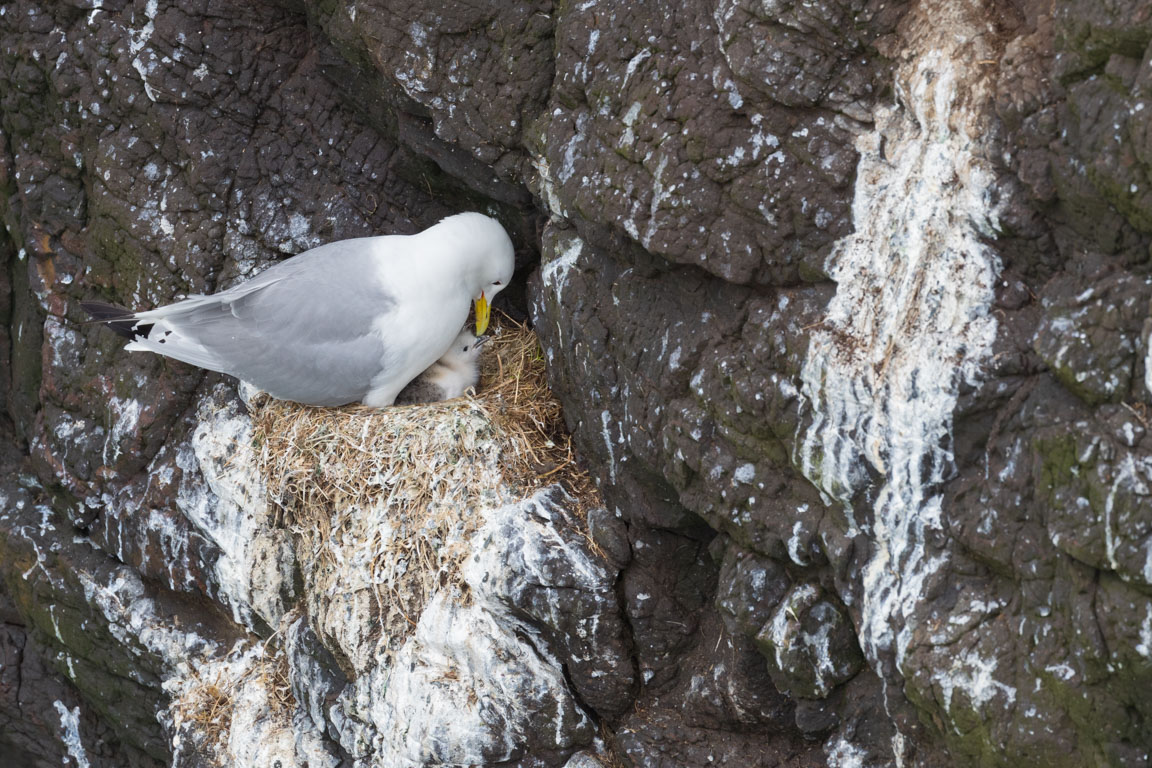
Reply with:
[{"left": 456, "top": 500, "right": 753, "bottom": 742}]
[
  {"left": 253, "top": 316, "right": 589, "bottom": 512},
  {"left": 173, "top": 641, "right": 296, "bottom": 765},
  {"left": 178, "top": 668, "right": 235, "bottom": 751},
  {"left": 249, "top": 316, "right": 599, "bottom": 660},
  {"left": 257, "top": 638, "right": 295, "bottom": 720}
]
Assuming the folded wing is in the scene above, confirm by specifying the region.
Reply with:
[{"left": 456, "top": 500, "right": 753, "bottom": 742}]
[{"left": 125, "top": 240, "right": 398, "bottom": 406}]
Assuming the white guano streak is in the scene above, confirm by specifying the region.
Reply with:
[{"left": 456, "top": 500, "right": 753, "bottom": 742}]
[
  {"left": 54, "top": 701, "right": 91, "bottom": 768},
  {"left": 797, "top": 45, "right": 1003, "bottom": 671}
]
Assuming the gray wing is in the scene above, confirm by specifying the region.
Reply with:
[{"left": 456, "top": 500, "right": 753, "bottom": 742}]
[{"left": 139, "top": 239, "right": 397, "bottom": 405}]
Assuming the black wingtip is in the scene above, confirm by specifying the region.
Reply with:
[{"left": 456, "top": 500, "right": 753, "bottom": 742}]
[
  {"left": 80, "top": 300, "right": 131, "bottom": 320},
  {"left": 80, "top": 300, "right": 148, "bottom": 340}
]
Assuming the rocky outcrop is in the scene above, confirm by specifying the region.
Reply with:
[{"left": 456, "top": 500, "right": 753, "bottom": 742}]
[{"left": 3, "top": 0, "right": 1152, "bottom": 765}]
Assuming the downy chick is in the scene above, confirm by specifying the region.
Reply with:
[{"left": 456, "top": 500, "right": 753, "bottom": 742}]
[{"left": 394, "top": 330, "right": 487, "bottom": 405}]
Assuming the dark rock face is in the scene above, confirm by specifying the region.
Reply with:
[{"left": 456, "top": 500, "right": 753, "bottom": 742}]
[
  {"left": 0, "top": 586, "right": 161, "bottom": 768},
  {"left": 533, "top": 0, "right": 884, "bottom": 287},
  {"left": 0, "top": 440, "right": 242, "bottom": 766},
  {"left": 754, "top": 582, "right": 863, "bottom": 701},
  {"left": 1032, "top": 271, "right": 1152, "bottom": 406},
  {"left": 4, "top": 0, "right": 1152, "bottom": 765},
  {"left": 468, "top": 487, "right": 636, "bottom": 720},
  {"left": 530, "top": 0, "right": 1152, "bottom": 764}
]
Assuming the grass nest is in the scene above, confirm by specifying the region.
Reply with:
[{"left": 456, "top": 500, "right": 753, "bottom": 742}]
[{"left": 249, "top": 316, "right": 598, "bottom": 658}]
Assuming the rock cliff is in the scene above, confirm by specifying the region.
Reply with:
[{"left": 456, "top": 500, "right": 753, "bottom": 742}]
[{"left": 2, "top": 0, "right": 1152, "bottom": 766}]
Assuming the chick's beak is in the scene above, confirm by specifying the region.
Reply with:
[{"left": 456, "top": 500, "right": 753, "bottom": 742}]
[{"left": 474, "top": 292, "right": 490, "bottom": 335}]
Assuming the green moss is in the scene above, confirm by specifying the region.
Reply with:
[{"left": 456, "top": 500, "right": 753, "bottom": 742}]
[
  {"left": 1057, "top": 25, "right": 1151, "bottom": 85},
  {"left": 7, "top": 260, "right": 44, "bottom": 440},
  {"left": 1048, "top": 151, "right": 1129, "bottom": 253},
  {"left": 1086, "top": 165, "right": 1152, "bottom": 236},
  {"left": 0, "top": 526, "right": 172, "bottom": 761},
  {"left": 797, "top": 253, "right": 830, "bottom": 282},
  {"left": 1034, "top": 433, "right": 1079, "bottom": 497}
]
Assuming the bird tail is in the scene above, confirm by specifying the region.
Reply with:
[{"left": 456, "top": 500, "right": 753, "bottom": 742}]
[{"left": 80, "top": 300, "right": 152, "bottom": 340}]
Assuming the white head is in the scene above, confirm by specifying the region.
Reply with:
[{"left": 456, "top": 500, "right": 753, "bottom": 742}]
[
  {"left": 428, "top": 213, "right": 515, "bottom": 334},
  {"left": 425, "top": 329, "right": 487, "bottom": 398},
  {"left": 440, "top": 329, "right": 488, "bottom": 368}
]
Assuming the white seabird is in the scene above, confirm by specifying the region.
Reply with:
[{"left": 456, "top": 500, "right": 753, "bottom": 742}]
[
  {"left": 82, "top": 212, "right": 515, "bottom": 407},
  {"left": 394, "top": 330, "right": 487, "bottom": 405}
]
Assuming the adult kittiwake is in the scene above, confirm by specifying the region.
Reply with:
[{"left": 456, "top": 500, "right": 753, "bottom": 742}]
[
  {"left": 394, "top": 330, "right": 487, "bottom": 405},
  {"left": 82, "top": 212, "right": 514, "bottom": 407}
]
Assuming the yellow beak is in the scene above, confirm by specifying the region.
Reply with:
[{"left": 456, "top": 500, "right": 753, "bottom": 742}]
[{"left": 474, "top": 292, "right": 490, "bottom": 335}]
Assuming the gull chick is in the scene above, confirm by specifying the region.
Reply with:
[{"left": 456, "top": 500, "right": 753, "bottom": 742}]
[
  {"left": 82, "top": 212, "right": 514, "bottom": 407},
  {"left": 394, "top": 330, "right": 487, "bottom": 405}
]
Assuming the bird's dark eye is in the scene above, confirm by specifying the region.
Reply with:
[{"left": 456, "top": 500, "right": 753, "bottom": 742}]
[{"left": 493, "top": 280, "right": 502, "bottom": 285}]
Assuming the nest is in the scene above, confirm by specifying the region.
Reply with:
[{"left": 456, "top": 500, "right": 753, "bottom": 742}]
[{"left": 250, "top": 317, "right": 597, "bottom": 661}]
